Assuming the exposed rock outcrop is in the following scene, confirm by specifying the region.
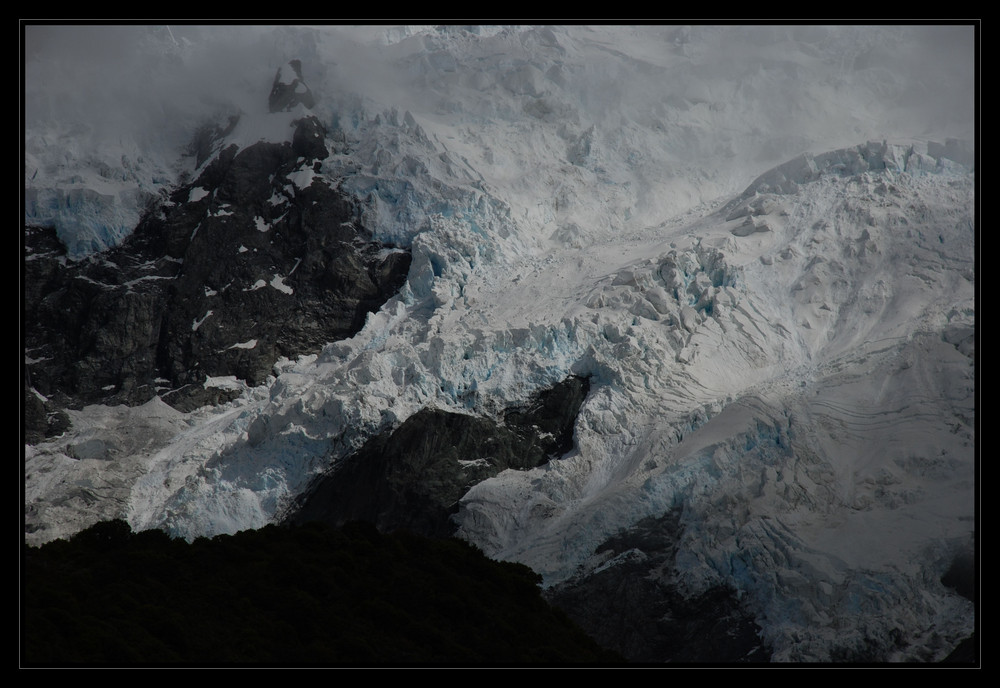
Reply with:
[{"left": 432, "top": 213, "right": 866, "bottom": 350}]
[
  {"left": 268, "top": 59, "right": 316, "bottom": 113},
  {"left": 284, "top": 376, "right": 590, "bottom": 538},
  {"left": 23, "top": 62, "right": 412, "bottom": 430}
]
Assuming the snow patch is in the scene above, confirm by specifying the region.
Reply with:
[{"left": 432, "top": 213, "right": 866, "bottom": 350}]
[
  {"left": 191, "top": 310, "right": 213, "bottom": 331},
  {"left": 188, "top": 187, "right": 210, "bottom": 203},
  {"left": 286, "top": 166, "right": 317, "bottom": 190},
  {"left": 204, "top": 375, "right": 243, "bottom": 391},
  {"left": 270, "top": 274, "right": 293, "bottom": 295}
]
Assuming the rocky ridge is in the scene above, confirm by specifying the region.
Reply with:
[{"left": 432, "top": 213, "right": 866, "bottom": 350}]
[
  {"left": 23, "top": 62, "right": 412, "bottom": 435},
  {"left": 284, "top": 375, "right": 590, "bottom": 538}
]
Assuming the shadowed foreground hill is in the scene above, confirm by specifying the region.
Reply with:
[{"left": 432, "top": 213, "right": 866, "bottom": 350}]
[{"left": 22, "top": 520, "right": 621, "bottom": 666}]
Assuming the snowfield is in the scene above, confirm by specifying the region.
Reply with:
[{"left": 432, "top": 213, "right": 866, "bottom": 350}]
[{"left": 24, "top": 24, "right": 976, "bottom": 662}]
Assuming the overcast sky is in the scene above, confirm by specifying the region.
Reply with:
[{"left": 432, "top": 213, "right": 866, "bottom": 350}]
[{"left": 22, "top": 24, "right": 976, "bottom": 164}]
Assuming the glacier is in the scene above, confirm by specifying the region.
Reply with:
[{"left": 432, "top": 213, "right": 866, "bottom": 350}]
[{"left": 23, "top": 24, "right": 976, "bottom": 663}]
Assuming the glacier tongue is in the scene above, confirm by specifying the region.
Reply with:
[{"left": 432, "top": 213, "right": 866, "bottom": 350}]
[{"left": 24, "top": 25, "right": 975, "bottom": 663}]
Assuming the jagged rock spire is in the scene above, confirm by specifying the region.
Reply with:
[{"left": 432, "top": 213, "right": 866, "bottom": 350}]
[{"left": 268, "top": 59, "right": 316, "bottom": 113}]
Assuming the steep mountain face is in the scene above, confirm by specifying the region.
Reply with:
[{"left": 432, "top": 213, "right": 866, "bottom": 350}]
[
  {"left": 24, "top": 67, "right": 411, "bottom": 422},
  {"left": 23, "top": 25, "right": 976, "bottom": 664}
]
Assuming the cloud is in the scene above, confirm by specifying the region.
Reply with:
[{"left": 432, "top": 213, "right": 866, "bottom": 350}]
[{"left": 24, "top": 25, "right": 279, "bottom": 149}]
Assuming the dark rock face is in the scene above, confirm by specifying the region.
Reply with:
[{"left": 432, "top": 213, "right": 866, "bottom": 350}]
[
  {"left": 284, "top": 376, "right": 590, "bottom": 538},
  {"left": 291, "top": 114, "right": 329, "bottom": 161},
  {"left": 941, "top": 545, "right": 976, "bottom": 602},
  {"left": 23, "top": 368, "right": 71, "bottom": 446},
  {"left": 188, "top": 114, "right": 241, "bottom": 169},
  {"left": 268, "top": 59, "right": 316, "bottom": 113},
  {"left": 544, "top": 511, "right": 770, "bottom": 664},
  {"left": 941, "top": 633, "right": 979, "bottom": 665},
  {"left": 24, "top": 110, "right": 411, "bottom": 432}
]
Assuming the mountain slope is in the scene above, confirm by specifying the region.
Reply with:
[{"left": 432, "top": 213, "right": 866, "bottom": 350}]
[
  {"left": 25, "top": 106, "right": 410, "bottom": 417},
  {"left": 23, "top": 24, "right": 977, "bottom": 664}
]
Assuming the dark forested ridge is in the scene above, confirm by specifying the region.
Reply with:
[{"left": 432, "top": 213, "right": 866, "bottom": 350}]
[{"left": 21, "top": 519, "right": 621, "bottom": 667}]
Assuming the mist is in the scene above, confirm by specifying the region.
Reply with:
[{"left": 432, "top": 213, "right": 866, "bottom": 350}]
[
  {"left": 23, "top": 24, "right": 975, "bottom": 256},
  {"left": 24, "top": 24, "right": 976, "bottom": 146},
  {"left": 24, "top": 25, "right": 279, "bottom": 150}
]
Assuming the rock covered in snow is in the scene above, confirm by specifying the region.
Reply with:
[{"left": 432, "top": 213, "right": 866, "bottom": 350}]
[{"left": 23, "top": 65, "right": 411, "bottom": 422}]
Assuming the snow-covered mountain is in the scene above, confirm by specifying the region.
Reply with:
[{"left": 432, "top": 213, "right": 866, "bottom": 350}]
[{"left": 23, "top": 24, "right": 977, "bottom": 663}]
